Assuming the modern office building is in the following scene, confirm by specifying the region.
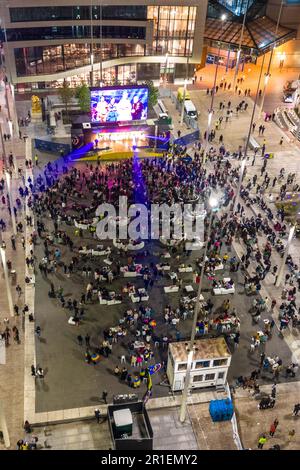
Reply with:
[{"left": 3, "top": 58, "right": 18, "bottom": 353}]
[
  {"left": 0, "top": 0, "right": 208, "bottom": 92},
  {"left": 0, "top": 0, "right": 299, "bottom": 93},
  {"left": 266, "top": 0, "right": 300, "bottom": 66}
]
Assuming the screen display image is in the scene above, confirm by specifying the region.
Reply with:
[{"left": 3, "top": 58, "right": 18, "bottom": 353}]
[{"left": 91, "top": 86, "right": 148, "bottom": 123}]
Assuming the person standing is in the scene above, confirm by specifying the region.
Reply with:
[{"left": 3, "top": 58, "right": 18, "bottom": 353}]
[
  {"left": 11, "top": 235, "right": 16, "bottom": 250},
  {"left": 292, "top": 403, "right": 300, "bottom": 416},
  {"left": 102, "top": 390, "right": 108, "bottom": 404},
  {"left": 288, "top": 429, "right": 295, "bottom": 443},
  {"left": 269, "top": 419, "right": 279, "bottom": 437},
  {"left": 94, "top": 409, "right": 101, "bottom": 423},
  {"left": 85, "top": 334, "right": 90, "bottom": 347},
  {"left": 257, "top": 434, "right": 267, "bottom": 449},
  {"left": 279, "top": 137, "right": 283, "bottom": 146},
  {"left": 77, "top": 335, "right": 83, "bottom": 346}
]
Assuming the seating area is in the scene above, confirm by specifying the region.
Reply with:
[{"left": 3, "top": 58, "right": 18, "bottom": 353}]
[
  {"left": 129, "top": 288, "right": 150, "bottom": 303},
  {"left": 274, "top": 107, "right": 300, "bottom": 141},
  {"left": 121, "top": 263, "right": 143, "bottom": 277},
  {"left": 248, "top": 135, "right": 260, "bottom": 151},
  {"left": 164, "top": 286, "right": 179, "bottom": 293},
  {"left": 212, "top": 277, "right": 235, "bottom": 295},
  {"left": 98, "top": 291, "right": 122, "bottom": 305}
]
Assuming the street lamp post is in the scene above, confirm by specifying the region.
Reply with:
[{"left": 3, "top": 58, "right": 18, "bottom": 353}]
[
  {"left": 5, "top": 171, "right": 17, "bottom": 235},
  {"left": 164, "top": 52, "right": 169, "bottom": 90},
  {"left": 0, "top": 239, "right": 15, "bottom": 318},
  {"left": 203, "top": 14, "right": 227, "bottom": 163},
  {"left": 179, "top": 195, "right": 219, "bottom": 423},
  {"left": 7, "top": 120, "right": 17, "bottom": 174},
  {"left": 0, "top": 121, "right": 6, "bottom": 169},
  {"left": 233, "top": 0, "right": 249, "bottom": 91},
  {"left": 180, "top": 79, "right": 188, "bottom": 126},
  {"left": 258, "top": 0, "right": 284, "bottom": 119},
  {"left": 90, "top": 2, "right": 94, "bottom": 87},
  {"left": 0, "top": 400, "right": 10, "bottom": 448},
  {"left": 180, "top": 55, "right": 190, "bottom": 125},
  {"left": 275, "top": 223, "right": 296, "bottom": 287},
  {"left": 232, "top": 54, "right": 266, "bottom": 213}
]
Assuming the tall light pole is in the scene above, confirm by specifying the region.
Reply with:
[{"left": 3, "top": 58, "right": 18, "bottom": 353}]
[
  {"left": 233, "top": 0, "right": 249, "bottom": 91},
  {"left": 275, "top": 222, "right": 296, "bottom": 287},
  {"left": 164, "top": 52, "right": 169, "bottom": 89},
  {"left": 203, "top": 14, "right": 227, "bottom": 163},
  {"left": 0, "top": 400, "right": 10, "bottom": 448},
  {"left": 99, "top": 1, "right": 103, "bottom": 85},
  {"left": 232, "top": 54, "right": 266, "bottom": 213},
  {"left": 180, "top": 79, "right": 188, "bottom": 126},
  {"left": 90, "top": 1, "right": 94, "bottom": 87},
  {"left": 8, "top": 120, "right": 17, "bottom": 174},
  {"left": 5, "top": 171, "right": 17, "bottom": 235},
  {"left": 0, "top": 237, "right": 15, "bottom": 318},
  {"left": 258, "top": 0, "right": 284, "bottom": 119},
  {"left": 180, "top": 54, "right": 190, "bottom": 125},
  {"left": 180, "top": 195, "right": 219, "bottom": 423}
]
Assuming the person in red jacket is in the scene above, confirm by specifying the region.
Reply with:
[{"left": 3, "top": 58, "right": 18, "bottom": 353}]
[{"left": 269, "top": 418, "right": 279, "bottom": 437}]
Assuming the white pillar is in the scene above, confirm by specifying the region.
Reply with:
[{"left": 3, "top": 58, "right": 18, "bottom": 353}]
[
  {"left": 0, "top": 401, "right": 10, "bottom": 448},
  {"left": 275, "top": 225, "right": 295, "bottom": 287},
  {"left": 179, "top": 350, "right": 193, "bottom": 423},
  {"left": 5, "top": 172, "right": 17, "bottom": 235},
  {"left": 180, "top": 208, "right": 214, "bottom": 422},
  {"left": 0, "top": 246, "right": 15, "bottom": 318},
  {"left": 233, "top": 159, "right": 246, "bottom": 213},
  {"left": 180, "top": 79, "right": 187, "bottom": 126}
]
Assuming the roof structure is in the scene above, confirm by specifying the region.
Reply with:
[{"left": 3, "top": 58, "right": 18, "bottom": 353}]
[
  {"left": 169, "top": 337, "right": 231, "bottom": 362},
  {"left": 204, "top": 15, "right": 296, "bottom": 53}
]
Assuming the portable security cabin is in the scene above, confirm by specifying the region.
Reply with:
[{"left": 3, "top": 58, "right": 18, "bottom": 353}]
[{"left": 167, "top": 338, "right": 231, "bottom": 391}]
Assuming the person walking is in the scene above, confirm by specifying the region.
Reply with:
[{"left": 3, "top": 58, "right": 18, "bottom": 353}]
[
  {"left": 77, "top": 335, "right": 83, "bottom": 346},
  {"left": 94, "top": 409, "right": 101, "bottom": 423},
  {"left": 288, "top": 429, "right": 295, "bottom": 443},
  {"left": 11, "top": 235, "right": 16, "bottom": 250},
  {"left": 269, "top": 419, "right": 279, "bottom": 437},
  {"left": 102, "top": 390, "right": 108, "bottom": 404},
  {"left": 292, "top": 403, "right": 300, "bottom": 416},
  {"left": 85, "top": 334, "right": 90, "bottom": 347},
  {"left": 257, "top": 434, "right": 267, "bottom": 449},
  {"left": 279, "top": 137, "right": 283, "bottom": 146}
]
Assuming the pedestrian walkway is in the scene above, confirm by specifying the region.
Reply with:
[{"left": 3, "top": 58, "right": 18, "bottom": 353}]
[
  {"left": 234, "top": 380, "right": 300, "bottom": 450},
  {"left": 0, "top": 79, "right": 27, "bottom": 450},
  {"left": 30, "top": 419, "right": 113, "bottom": 450}
]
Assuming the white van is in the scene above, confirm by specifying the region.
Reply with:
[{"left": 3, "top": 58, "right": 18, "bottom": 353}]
[{"left": 184, "top": 100, "right": 198, "bottom": 120}]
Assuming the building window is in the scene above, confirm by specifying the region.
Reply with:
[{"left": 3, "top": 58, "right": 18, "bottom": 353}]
[
  {"left": 213, "top": 359, "right": 228, "bottom": 367},
  {"left": 192, "top": 375, "right": 203, "bottom": 382},
  {"left": 148, "top": 5, "right": 196, "bottom": 57},
  {"left": 177, "top": 363, "right": 187, "bottom": 371},
  {"left": 205, "top": 373, "right": 215, "bottom": 381},
  {"left": 218, "top": 372, "right": 225, "bottom": 380},
  {"left": 195, "top": 361, "right": 210, "bottom": 369},
  {"left": 10, "top": 6, "right": 147, "bottom": 23},
  {"left": 7, "top": 26, "right": 146, "bottom": 42}
]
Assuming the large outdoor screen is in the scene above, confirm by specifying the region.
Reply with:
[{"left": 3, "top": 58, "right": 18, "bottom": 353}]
[{"left": 90, "top": 86, "right": 148, "bottom": 123}]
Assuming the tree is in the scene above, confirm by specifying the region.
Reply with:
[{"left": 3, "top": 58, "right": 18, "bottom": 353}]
[
  {"left": 58, "top": 80, "right": 74, "bottom": 123},
  {"left": 75, "top": 84, "right": 91, "bottom": 113},
  {"left": 142, "top": 80, "right": 159, "bottom": 108}
]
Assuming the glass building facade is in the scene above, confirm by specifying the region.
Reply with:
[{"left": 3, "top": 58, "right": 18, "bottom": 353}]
[
  {"left": 14, "top": 43, "right": 145, "bottom": 77},
  {"left": 2, "top": 2, "right": 203, "bottom": 91},
  {"left": 9, "top": 6, "right": 148, "bottom": 22},
  {"left": 217, "top": 0, "right": 255, "bottom": 16},
  {"left": 8, "top": 5, "right": 198, "bottom": 79},
  {"left": 148, "top": 5, "right": 196, "bottom": 56}
]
